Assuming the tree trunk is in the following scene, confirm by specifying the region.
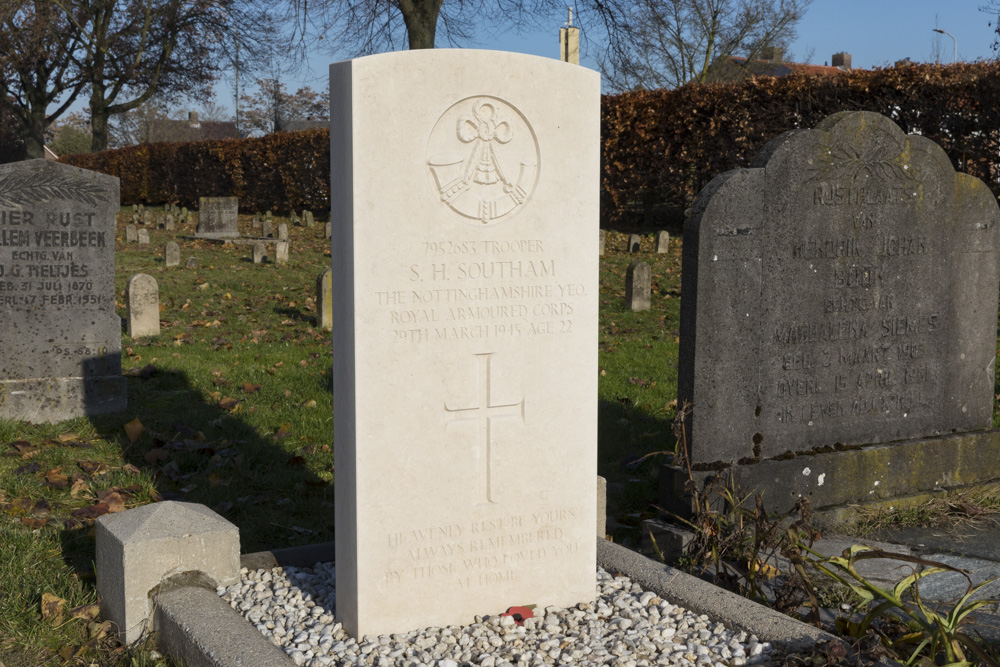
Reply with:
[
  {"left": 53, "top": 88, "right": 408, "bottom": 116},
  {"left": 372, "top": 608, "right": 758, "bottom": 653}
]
[
  {"left": 23, "top": 107, "right": 47, "bottom": 160},
  {"left": 400, "top": 0, "right": 444, "bottom": 49},
  {"left": 90, "top": 88, "right": 110, "bottom": 152}
]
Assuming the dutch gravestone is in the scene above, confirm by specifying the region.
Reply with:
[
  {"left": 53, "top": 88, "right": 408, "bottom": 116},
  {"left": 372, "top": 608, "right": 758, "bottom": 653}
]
[
  {"left": 325, "top": 222, "right": 331, "bottom": 239},
  {"left": 278, "top": 223, "right": 288, "bottom": 241},
  {"left": 262, "top": 221, "right": 273, "bottom": 239},
  {"left": 317, "top": 269, "right": 332, "bottom": 330},
  {"left": 626, "top": 261, "right": 651, "bottom": 311},
  {"left": 0, "top": 160, "right": 126, "bottom": 422},
  {"left": 137, "top": 229, "right": 149, "bottom": 245},
  {"left": 164, "top": 242, "right": 180, "bottom": 267},
  {"left": 125, "top": 224, "right": 137, "bottom": 242},
  {"left": 274, "top": 240, "right": 289, "bottom": 265},
  {"left": 627, "top": 234, "right": 641, "bottom": 252},
  {"left": 656, "top": 230, "right": 669, "bottom": 253},
  {"left": 331, "top": 50, "right": 600, "bottom": 638},
  {"left": 252, "top": 243, "right": 266, "bottom": 264},
  {"left": 165, "top": 214, "right": 175, "bottom": 231},
  {"left": 195, "top": 197, "right": 239, "bottom": 239},
  {"left": 678, "top": 111, "right": 1000, "bottom": 466},
  {"left": 599, "top": 230, "right": 605, "bottom": 256},
  {"left": 126, "top": 274, "right": 159, "bottom": 338}
]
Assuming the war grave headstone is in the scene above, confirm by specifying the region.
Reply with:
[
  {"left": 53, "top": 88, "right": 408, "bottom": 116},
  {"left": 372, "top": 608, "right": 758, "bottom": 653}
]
[
  {"left": 262, "top": 221, "right": 273, "bottom": 239},
  {"left": 195, "top": 197, "right": 239, "bottom": 239},
  {"left": 274, "top": 240, "right": 289, "bottom": 265},
  {"left": 165, "top": 242, "right": 180, "bottom": 267},
  {"left": 252, "top": 213, "right": 262, "bottom": 231},
  {"left": 625, "top": 261, "right": 651, "bottom": 311},
  {"left": 125, "top": 224, "right": 138, "bottom": 242},
  {"left": 252, "top": 243, "right": 266, "bottom": 264},
  {"left": 0, "top": 160, "right": 126, "bottom": 422},
  {"left": 656, "top": 230, "right": 669, "bottom": 253},
  {"left": 324, "top": 222, "right": 331, "bottom": 239},
  {"left": 304, "top": 210, "right": 315, "bottom": 227},
  {"left": 142, "top": 210, "right": 152, "bottom": 225},
  {"left": 627, "top": 234, "right": 641, "bottom": 252},
  {"left": 599, "top": 229, "right": 605, "bottom": 256},
  {"left": 126, "top": 274, "right": 159, "bottom": 338},
  {"left": 137, "top": 229, "right": 149, "bottom": 245},
  {"left": 317, "top": 269, "right": 332, "bottom": 330},
  {"left": 266, "top": 210, "right": 272, "bottom": 222},
  {"left": 165, "top": 214, "right": 175, "bottom": 231},
  {"left": 331, "top": 50, "right": 600, "bottom": 638},
  {"left": 277, "top": 222, "right": 289, "bottom": 241},
  {"left": 667, "top": 111, "right": 1000, "bottom": 516}
]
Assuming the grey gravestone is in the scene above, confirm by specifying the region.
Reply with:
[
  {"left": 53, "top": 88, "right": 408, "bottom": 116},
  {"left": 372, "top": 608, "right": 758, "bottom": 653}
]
[
  {"left": 627, "top": 234, "right": 641, "bottom": 253},
  {"left": 262, "top": 221, "right": 273, "bottom": 239},
  {"left": 0, "top": 160, "right": 126, "bottom": 422},
  {"left": 138, "top": 204, "right": 144, "bottom": 213},
  {"left": 137, "top": 229, "right": 150, "bottom": 245},
  {"left": 195, "top": 197, "right": 239, "bottom": 239},
  {"left": 132, "top": 204, "right": 138, "bottom": 213},
  {"left": 678, "top": 111, "right": 1000, "bottom": 465},
  {"left": 325, "top": 222, "right": 331, "bottom": 239},
  {"left": 265, "top": 210, "right": 272, "bottom": 221},
  {"left": 277, "top": 223, "right": 288, "bottom": 241},
  {"left": 252, "top": 213, "right": 262, "bottom": 231},
  {"left": 274, "top": 240, "right": 289, "bottom": 265},
  {"left": 126, "top": 274, "right": 159, "bottom": 338},
  {"left": 185, "top": 257, "right": 197, "bottom": 269},
  {"left": 317, "top": 269, "right": 332, "bottom": 330},
  {"left": 599, "top": 230, "right": 605, "bottom": 256},
  {"left": 165, "top": 214, "right": 175, "bottom": 231},
  {"left": 130, "top": 213, "right": 139, "bottom": 225},
  {"left": 304, "top": 210, "right": 315, "bottom": 228},
  {"left": 625, "top": 262, "right": 651, "bottom": 311},
  {"left": 164, "top": 242, "right": 180, "bottom": 267},
  {"left": 142, "top": 210, "right": 151, "bottom": 225},
  {"left": 155, "top": 215, "right": 164, "bottom": 229},
  {"left": 656, "top": 230, "right": 669, "bottom": 254},
  {"left": 125, "top": 224, "right": 138, "bottom": 243},
  {"left": 252, "top": 243, "right": 266, "bottom": 264}
]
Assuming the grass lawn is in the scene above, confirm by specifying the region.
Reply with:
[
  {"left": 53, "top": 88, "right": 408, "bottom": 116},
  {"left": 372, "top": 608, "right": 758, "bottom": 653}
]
[{"left": 0, "top": 212, "right": 681, "bottom": 664}]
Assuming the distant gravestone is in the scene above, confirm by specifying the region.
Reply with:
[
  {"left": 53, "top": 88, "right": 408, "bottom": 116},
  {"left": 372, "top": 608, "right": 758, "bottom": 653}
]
[
  {"left": 262, "top": 221, "right": 273, "bottom": 239},
  {"left": 126, "top": 274, "right": 159, "bottom": 338},
  {"left": 331, "top": 50, "right": 599, "bottom": 638},
  {"left": 304, "top": 210, "right": 315, "bottom": 227},
  {"left": 131, "top": 213, "right": 139, "bottom": 225},
  {"left": 155, "top": 215, "right": 164, "bottom": 229},
  {"left": 164, "top": 242, "right": 180, "bottom": 267},
  {"left": 678, "top": 111, "right": 1000, "bottom": 465},
  {"left": 277, "top": 223, "right": 288, "bottom": 241},
  {"left": 252, "top": 213, "right": 262, "bottom": 230},
  {"left": 132, "top": 204, "right": 138, "bottom": 213},
  {"left": 599, "top": 229, "right": 605, "bottom": 256},
  {"left": 324, "top": 222, "right": 331, "bottom": 239},
  {"left": 252, "top": 243, "right": 266, "bottom": 264},
  {"left": 125, "top": 224, "right": 138, "bottom": 242},
  {"left": 0, "top": 160, "right": 126, "bottom": 422},
  {"left": 627, "top": 234, "right": 641, "bottom": 253},
  {"left": 265, "top": 210, "right": 272, "bottom": 222},
  {"left": 185, "top": 257, "right": 197, "bottom": 269},
  {"left": 195, "top": 197, "right": 239, "bottom": 239},
  {"left": 625, "top": 261, "right": 651, "bottom": 311},
  {"left": 317, "top": 269, "right": 332, "bottom": 330},
  {"left": 656, "top": 230, "right": 669, "bottom": 254},
  {"left": 142, "top": 210, "right": 151, "bottom": 225},
  {"left": 165, "top": 214, "right": 175, "bottom": 231},
  {"left": 137, "top": 229, "right": 149, "bottom": 245},
  {"left": 274, "top": 240, "right": 289, "bottom": 265}
]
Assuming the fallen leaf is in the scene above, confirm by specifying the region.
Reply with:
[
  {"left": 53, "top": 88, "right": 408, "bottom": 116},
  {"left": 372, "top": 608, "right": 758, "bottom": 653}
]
[
  {"left": 72, "top": 503, "right": 110, "bottom": 520},
  {"left": 69, "top": 603, "right": 100, "bottom": 622},
  {"left": 99, "top": 491, "right": 126, "bottom": 513},
  {"left": 124, "top": 417, "right": 144, "bottom": 443},
  {"left": 274, "top": 423, "right": 293, "bottom": 439},
  {"left": 122, "top": 463, "right": 140, "bottom": 475},
  {"left": 45, "top": 469, "right": 69, "bottom": 489},
  {"left": 9, "top": 440, "right": 35, "bottom": 454},
  {"left": 144, "top": 448, "right": 169, "bottom": 465},
  {"left": 300, "top": 399, "right": 317, "bottom": 409},
  {"left": 21, "top": 517, "right": 48, "bottom": 529},
  {"left": 15, "top": 462, "right": 40, "bottom": 475},
  {"left": 273, "top": 361, "right": 284, "bottom": 368},
  {"left": 57, "top": 433, "right": 79, "bottom": 443},
  {"left": 70, "top": 478, "right": 90, "bottom": 498},
  {"left": 218, "top": 397, "right": 240, "bottom": 411},
  {"left": 242, "top": 383, "right": 261, "bottom": 393},
  {"left": 77, "top": 460, "right": 108, "bottom": 475},
  {"left": 41, "top": 593, "right": 66, "bottom": 622}
]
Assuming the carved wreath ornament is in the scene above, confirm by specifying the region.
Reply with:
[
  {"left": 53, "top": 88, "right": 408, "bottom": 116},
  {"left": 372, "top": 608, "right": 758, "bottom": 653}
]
[{"left": 0, "top": 171, "right": 109, "bottom": 207}]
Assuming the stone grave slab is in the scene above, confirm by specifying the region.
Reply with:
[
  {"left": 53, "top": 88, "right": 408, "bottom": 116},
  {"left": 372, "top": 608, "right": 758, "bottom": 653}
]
[
  {"left": 137, "top": 229, "right": 149, "bottom": 244},
  {"left": 195, "top": 197, "right": 239, "bottom": 239},
  {"left": 126, "top": 274, "right": 159, "bottom": 338},
  {"left": 125, "top": 224, "right": 138, "bottom": 242},
  {"left": 164, "top": 242, "right": 180, "bottom": 267},
  {"left": 627, "top": 234, "right": 641, "bottom": 252},
  {"left": 317, "top": 269, "right": 332, "bottom": 330},
  {"left": 252, "top": 243, "right": 266, "bottom": 264},
  {"left": 656, "top": 230, "right": 669, "bottom": 253},
  {"left": 0, "top": 160, "right": 126, "bottom": 422},
  {"left": 331, "top": 49, "right": 600, "bottom": 638},
  {"left": 626, "top": 261, "right": 651, "bottom": 311},
  {"left": 274, "top": 240, "right": 289, "bottom": 265},
  {"left": 678, "top": 111, "right": 1000, "bottom": 465}
]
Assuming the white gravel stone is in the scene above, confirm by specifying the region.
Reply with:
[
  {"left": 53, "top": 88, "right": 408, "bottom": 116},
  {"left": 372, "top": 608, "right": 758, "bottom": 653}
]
[{"left": 218, "top": 565, "right": 775, "bottom": 666}]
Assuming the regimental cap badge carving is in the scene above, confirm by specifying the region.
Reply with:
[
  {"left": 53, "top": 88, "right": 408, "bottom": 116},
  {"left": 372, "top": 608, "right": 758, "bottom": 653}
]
[{"left": 427, "top": 97, "right": 539, "bottom": 225}]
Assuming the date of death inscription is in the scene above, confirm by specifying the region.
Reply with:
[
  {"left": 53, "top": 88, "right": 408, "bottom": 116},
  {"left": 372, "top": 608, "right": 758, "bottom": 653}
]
[
  {"left": 381, "top": 508, "right": 581, "bottom": 590},
  {"left": 378, "top": 239, "right": 587, "bottom": 343}
]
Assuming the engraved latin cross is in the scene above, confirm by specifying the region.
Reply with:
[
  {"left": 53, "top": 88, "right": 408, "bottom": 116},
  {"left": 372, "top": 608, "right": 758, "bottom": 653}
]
[{"left": 444, "top": 352, "right": 525, "bottom": 505}]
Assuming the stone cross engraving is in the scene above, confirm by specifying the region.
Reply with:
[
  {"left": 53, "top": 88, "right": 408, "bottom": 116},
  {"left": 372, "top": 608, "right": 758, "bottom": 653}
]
[{"left": 444, "top": 353, "right": 525, "bottom": 504}]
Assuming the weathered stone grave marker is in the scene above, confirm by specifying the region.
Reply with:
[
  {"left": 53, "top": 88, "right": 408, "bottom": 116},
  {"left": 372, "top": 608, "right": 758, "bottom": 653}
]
[
  {"left": 125, "top": 224, "right": 138, "bottom": 242},
  {"left": 195, "top": 197, "right": 239, "bottom": 239},
  {"left": 274, "top": 240, "right": 289, "bottom": 265},
  {"left": 0, "top": 160, "right": 126, "bottom": 422},
  {"left": 669, "top": 111, "right": 1000, "bottom": 514},
  {"left": 626, "top": 261, "right": 651, "bottom": 311},
  {"left": 277, "top": 222, "right": 288, "bottom": 241},
  {"left": 165, "top": 214, "right": 175, "bottom": 231},
  {"left": 185, "top": 257, "right": 197, "bottom": 269},
  {"left": 599, "top": 229, "right": 605, "bottom": 256},
  {"left": 126, "top": 274, "right": 159, "bottom": 338},
  {"left": 627, "top": 234, "right": 641, "bottom": 252},
  {"left": 317, "top": 269, "right": 332, "bottom": 330},
  {"left": 331, "top": 50, "right": 599, "bottom": 638},
  {"left": 252, "top": 243, "right": 266, "bottom": 264},
  {"left": 164, "top": 242, "right": 180, "bottom": 267},
  {"left": 262, "top": 221, "right": 273, "bottom": 239},
  {"left": 656, "top": 230, "right": 669, "bottom": 253},
  {"left": 137, "top": 229, "right": 149, "bottom": 245},
  {"left": 324, "top": 222, "right": 331, "bottom": 239}
]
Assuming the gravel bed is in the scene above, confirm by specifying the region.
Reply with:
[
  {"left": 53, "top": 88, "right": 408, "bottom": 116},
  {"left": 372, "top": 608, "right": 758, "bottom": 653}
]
[{"left": 218, "top": 564, "right": 774, "bottom": 667}]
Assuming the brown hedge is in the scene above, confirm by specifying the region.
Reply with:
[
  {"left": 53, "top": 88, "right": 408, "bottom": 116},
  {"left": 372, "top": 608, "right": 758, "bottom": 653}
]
[
  {"left": 62, "top": 63, "right": 1000, "bottom": 228},
  {"left": 60, "top": 129, "right": 330, "bottom": 214},
  {"left": 602, "top": 62, "right": 1000, "bottom": 229}
]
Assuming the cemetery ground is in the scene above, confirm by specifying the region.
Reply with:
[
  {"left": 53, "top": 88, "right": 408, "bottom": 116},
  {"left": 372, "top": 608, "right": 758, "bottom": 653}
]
[{"left": 1, "top": 213, "right": 999, "bottom": 665}]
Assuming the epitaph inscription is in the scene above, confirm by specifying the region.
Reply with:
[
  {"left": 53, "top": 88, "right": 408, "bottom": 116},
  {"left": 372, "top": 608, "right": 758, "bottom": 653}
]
[
  {"left": 678, "top": 112, "right": 1000, "bottom": 464},
  {"left": 427, "top": 97, "right": 539, "bottom": 225}
]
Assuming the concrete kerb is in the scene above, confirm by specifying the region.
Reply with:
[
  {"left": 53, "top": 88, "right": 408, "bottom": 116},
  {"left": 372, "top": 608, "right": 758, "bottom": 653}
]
[{"left": 153, "top": 538, "right": 842, "bottom": 665}]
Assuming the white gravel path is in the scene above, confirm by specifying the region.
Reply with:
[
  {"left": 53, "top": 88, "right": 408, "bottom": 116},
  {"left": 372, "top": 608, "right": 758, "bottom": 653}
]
[{"left": 218, "top": 564, "right": 773, "bottom": 667}]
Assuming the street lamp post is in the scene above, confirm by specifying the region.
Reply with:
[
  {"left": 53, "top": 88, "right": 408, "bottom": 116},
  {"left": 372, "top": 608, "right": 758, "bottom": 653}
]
[{"left": 932, "top": 28, "right": 957, "bottom": 63}]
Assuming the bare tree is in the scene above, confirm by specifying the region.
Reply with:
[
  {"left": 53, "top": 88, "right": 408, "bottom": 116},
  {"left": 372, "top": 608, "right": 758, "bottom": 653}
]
[
  {"left": 601, "top": 0, "right": 812, "bottom": 91},
  {"left": 239, "top": 77, "right": 329, "bottom": 136},
  {"left": 0, "top": 1, "right": 88, "bottom": 158}
]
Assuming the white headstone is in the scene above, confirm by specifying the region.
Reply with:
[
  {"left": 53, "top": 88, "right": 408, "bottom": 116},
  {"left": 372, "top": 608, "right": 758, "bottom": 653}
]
[
  {"left": 126, "top": 274, "right": 159, "bottom": 338},
  {"left": 274, "top": 240, "right": 289, "bottom": 265},
  {"left": 331, "top": 50, "right": 599, "bottom": 638}
]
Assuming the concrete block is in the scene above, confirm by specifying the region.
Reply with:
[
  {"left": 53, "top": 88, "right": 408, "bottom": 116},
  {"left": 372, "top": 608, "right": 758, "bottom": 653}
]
[
  {"left": 641, "top": 518, "right": 694, "bottom": 562},
  {"left": 96, "top": 501, "right": 240, "bottom": 644}
]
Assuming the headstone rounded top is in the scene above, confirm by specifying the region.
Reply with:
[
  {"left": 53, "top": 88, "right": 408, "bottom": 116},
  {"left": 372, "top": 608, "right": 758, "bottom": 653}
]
[{"left": 127, "top": 273, "right": 156, "bottom": 290}]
